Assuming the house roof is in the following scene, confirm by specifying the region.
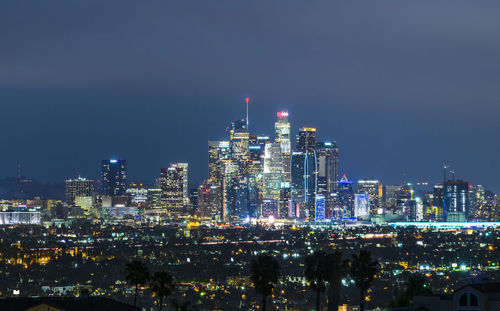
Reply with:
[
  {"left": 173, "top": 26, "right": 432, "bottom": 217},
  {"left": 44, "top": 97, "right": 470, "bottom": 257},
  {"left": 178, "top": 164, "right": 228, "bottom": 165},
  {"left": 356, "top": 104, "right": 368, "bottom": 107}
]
[
  {"left": 456, "top": 282, "right": 500, "bottom": 294},
  {"left": 0, "top": 297, "right": 140, "bottom": 311}
]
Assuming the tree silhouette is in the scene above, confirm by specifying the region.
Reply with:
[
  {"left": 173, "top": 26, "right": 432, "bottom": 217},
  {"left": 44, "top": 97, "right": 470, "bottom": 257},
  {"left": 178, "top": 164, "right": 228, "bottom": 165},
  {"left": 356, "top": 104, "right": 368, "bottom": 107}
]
[
  {"left": 389, "top": 274, "right": 432, "bottom": 307},
  {"left": 305, "top": 251, "right": 328, "bottom": 311},
  {"left": 151, "top": 271, "right": 175, "bottom": 311},
  {"left": 326, "top": 251, "right": 349, "bottom": 311},
  {"left": 350, "top": 250, "right": 378, "bottom": 311},
  {"left": 170, "top": 299, "right": 193, "bottom": 311},
  {"left": 250, "top": 254, "right": 280, "bottom": 311},
  {"left": 125, "top": 260, "right": 150, "bottom": 306}
]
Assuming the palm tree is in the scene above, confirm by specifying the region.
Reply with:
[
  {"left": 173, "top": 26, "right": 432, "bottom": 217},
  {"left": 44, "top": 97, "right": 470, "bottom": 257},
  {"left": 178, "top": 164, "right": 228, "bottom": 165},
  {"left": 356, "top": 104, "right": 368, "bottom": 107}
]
[
  {"left": 305, "top": 251, "right": 328, "bottom": 311},
  {"left": 388, "top": 273, "right": 432, "bottom": 308},
  {"left": 151, "top": 271, "right": 175, "bottom": 311},
  {"left": 325, "top": 251, "right": 349, "bottom": 311},
  {"left": 125, "top": 260, "right": 150, "bottom": 306},
  {"left": 388, "top": 288, "right": 411, "bottom": 308},
  {"left": 250, "top": 254, "right": 280, "bottom": 311},
  {"left": 170, "top": 299, "right": 192, "bottom": 311},
  {"left": 350, "top": 250, "right": 378, "bottom": 311},
  {"left": 406, "top": 274, "right": 432, "bottom": 297}
]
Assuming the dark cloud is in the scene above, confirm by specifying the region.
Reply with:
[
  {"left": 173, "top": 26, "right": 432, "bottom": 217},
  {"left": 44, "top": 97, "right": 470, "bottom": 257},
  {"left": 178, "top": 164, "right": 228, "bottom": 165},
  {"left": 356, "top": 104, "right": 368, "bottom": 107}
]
[{"left": 1, "top": 1, "right": 499, "bottom": 191}]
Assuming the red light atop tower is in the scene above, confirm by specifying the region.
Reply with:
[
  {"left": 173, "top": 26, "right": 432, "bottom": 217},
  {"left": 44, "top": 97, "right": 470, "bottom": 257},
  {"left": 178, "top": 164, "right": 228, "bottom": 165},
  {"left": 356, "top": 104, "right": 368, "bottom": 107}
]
[
  {"left": 277, "top": 110, "right": 288, "bottom": 118},
  {"left": 245, "top": 97, "right": 250, "bottom": 103}
]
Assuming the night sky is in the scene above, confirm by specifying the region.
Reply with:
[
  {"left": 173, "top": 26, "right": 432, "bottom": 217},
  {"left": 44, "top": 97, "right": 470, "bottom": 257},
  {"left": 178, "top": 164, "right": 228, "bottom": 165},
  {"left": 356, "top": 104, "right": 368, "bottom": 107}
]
[{"left": 1, "top": 2, "right": 500, "bottom": 191}]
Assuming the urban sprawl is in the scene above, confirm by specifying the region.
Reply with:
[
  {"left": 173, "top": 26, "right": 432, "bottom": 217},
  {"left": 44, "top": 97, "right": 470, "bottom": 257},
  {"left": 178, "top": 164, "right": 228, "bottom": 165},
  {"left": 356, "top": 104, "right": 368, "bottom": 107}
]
[{"left": 1, "top": 106, "right": 500, "bottom": 311}]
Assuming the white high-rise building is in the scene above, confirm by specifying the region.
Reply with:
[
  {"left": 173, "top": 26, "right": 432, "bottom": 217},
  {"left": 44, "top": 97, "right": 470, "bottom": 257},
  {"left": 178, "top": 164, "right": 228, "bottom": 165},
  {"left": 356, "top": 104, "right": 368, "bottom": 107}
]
[
  {"left": 263, "top": 143, "right": 284, "bottom": 201},
  {"left": 175, "top": 163, "right": 189, "bottom": 204},
  {"left": 354, "top": 193, "right": 370, "bottom": 217},
  {"left": 275, "top": 111, "right": 291, "bottom": 182}
]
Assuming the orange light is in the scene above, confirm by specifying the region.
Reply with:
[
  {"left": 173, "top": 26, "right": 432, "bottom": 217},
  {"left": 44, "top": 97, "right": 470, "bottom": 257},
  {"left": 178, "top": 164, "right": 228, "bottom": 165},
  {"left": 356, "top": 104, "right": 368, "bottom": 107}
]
[{"left": 245, "top": 97, "right": 250, "bottom": 103}]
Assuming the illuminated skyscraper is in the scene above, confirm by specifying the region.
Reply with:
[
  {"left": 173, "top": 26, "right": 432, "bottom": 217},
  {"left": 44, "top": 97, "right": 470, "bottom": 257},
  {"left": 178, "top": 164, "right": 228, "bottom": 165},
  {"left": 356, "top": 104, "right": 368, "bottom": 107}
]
[
  {"left": 248, "top": 135, "right": 269, "bottom": 218},
  {"left": 249, "top": 135, "right": 268, "bottom": 161},
  {"left": 101, "top": 159, "right": 127, "bottom": 196},
  {"left": 275, "top": 111, "right": 291, "bottom": 153},
  {"left": 354, "top": 193, "right": 370, "bottom": 218},
  {"left": 263, "top": 143, "right": 284, "bottom": 208},
  {"left": 316, "top": 141, "right": 339, "bottom": 194},
  {"left": 159, "top": 164, "right": 188, "bottom": 214},
  {"left": 291, "top": 127, "right": 319, "bottom": 219},
  {"left": 208, "top": 140, "right": 220, "bottom": 183},
  {"left": 471, "top": 184, "right": 487, "bottom": 220},
  {"left": 226, "top": 118, "right": 251, "bottom": 219},
  {"left": 275, "top": 111, "right": 291, "bottom": 182},
  {"left": 337, "top": 174, "right": 354, "bottom": 217},
  {"left": 210, "top": 140, "right": 231, "bottom": 191},
  {"left": 431, "top": 184, "right": 444, "bottom": 220},
  {"left": 384, "top": 185, "right": 401, "bottom": 209},
  {"left": 297, "top": 127, "right": 316, "bottom": 152},
  {"left": 221, "top": 160, "right": 242, "bottom": 220},
  {"left": 358, "top": 180, "right": 383, "bottom": 215},
  {"left": 315, "top": 194, "right": 325, "bottom": 221},
  {"left": 208, "top": 140, "right": 231, "bottom": 221},
  {"left": 278, "top": 185, "right": 291, "bottom": 218},
  {"left": 443, "top": 180, "right": 469, "bottom": 222},
  {"left": 325, "top": 192, "right": 346, "bottom": 219},
  {"left": 291, "top": 150, "right": 317, "bottom": 219},
  {"left": 395, "top": 183, "right": 413, "bottom": 216},
  {"left": 176, "top": 163, "right": 189, "bottom": 204},
  {"left": 197, "top": 181, "right": 220, "bottom": 219},
  {"left": 65, "top": 177, "right": 94, "bottom": 205},
  {"left": 229, "top": 118, "right": 249, "bottom": 162}
]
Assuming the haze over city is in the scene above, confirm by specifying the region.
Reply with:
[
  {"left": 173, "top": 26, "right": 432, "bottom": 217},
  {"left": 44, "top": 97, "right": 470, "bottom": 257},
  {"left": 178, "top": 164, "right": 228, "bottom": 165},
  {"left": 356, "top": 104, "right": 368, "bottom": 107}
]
[{"left": 2, "top": 1, "right": 500, "bottom": 191}]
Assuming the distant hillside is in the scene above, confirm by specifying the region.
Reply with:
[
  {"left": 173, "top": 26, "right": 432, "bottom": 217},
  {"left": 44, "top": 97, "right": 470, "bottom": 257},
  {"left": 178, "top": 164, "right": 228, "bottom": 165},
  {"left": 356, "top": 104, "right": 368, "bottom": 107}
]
[{"left": 0, "top": 177, "right": 65, "bottom": 200}]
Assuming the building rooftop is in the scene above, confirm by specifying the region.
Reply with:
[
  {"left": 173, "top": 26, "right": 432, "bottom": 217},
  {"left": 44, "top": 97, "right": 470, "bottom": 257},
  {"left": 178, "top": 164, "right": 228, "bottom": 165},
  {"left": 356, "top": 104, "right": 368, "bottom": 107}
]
[{"left": 0, "top": 297, "right": 140, "bottom": 311}]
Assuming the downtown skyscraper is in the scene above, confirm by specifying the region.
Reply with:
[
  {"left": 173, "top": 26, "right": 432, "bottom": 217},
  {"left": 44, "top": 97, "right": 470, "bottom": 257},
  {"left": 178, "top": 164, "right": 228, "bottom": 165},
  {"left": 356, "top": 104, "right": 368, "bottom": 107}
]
[
  {"left": 159, "top": 163, "right": 189, "bottom": 215},
  {"left": 101, "top": 159, "right": 127, "bottom": 197},
  {"left": 205, "top": 105, "right": 341, "bottom": 222},
  {"left": 291, "top": 127, "right": 317, "bottom": 219}
]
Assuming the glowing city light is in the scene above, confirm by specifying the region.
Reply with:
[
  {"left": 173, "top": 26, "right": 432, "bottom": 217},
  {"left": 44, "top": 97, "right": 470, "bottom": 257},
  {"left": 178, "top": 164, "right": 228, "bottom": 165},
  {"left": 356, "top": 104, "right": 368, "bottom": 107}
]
[{"left": 277, "top": 111, "right": 289, "bottom": 118}]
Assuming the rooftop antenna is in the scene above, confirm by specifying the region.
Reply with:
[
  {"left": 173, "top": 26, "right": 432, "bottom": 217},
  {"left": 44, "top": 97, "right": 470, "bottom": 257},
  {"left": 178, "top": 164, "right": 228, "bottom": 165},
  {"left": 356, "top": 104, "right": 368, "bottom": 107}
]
[
  {"left": 443, "top": 164, "right": 449, "bottom": 183},
  {"left": 245, "top": 97, "right": 250, "bottom": 129}
]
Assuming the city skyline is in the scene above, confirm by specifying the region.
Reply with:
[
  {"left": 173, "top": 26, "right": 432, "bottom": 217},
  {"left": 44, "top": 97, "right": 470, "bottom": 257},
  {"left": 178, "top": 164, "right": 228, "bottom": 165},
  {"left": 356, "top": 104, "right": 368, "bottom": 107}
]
[{"left": 2, "top": 105, "right": 494, "bottom": 194}]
